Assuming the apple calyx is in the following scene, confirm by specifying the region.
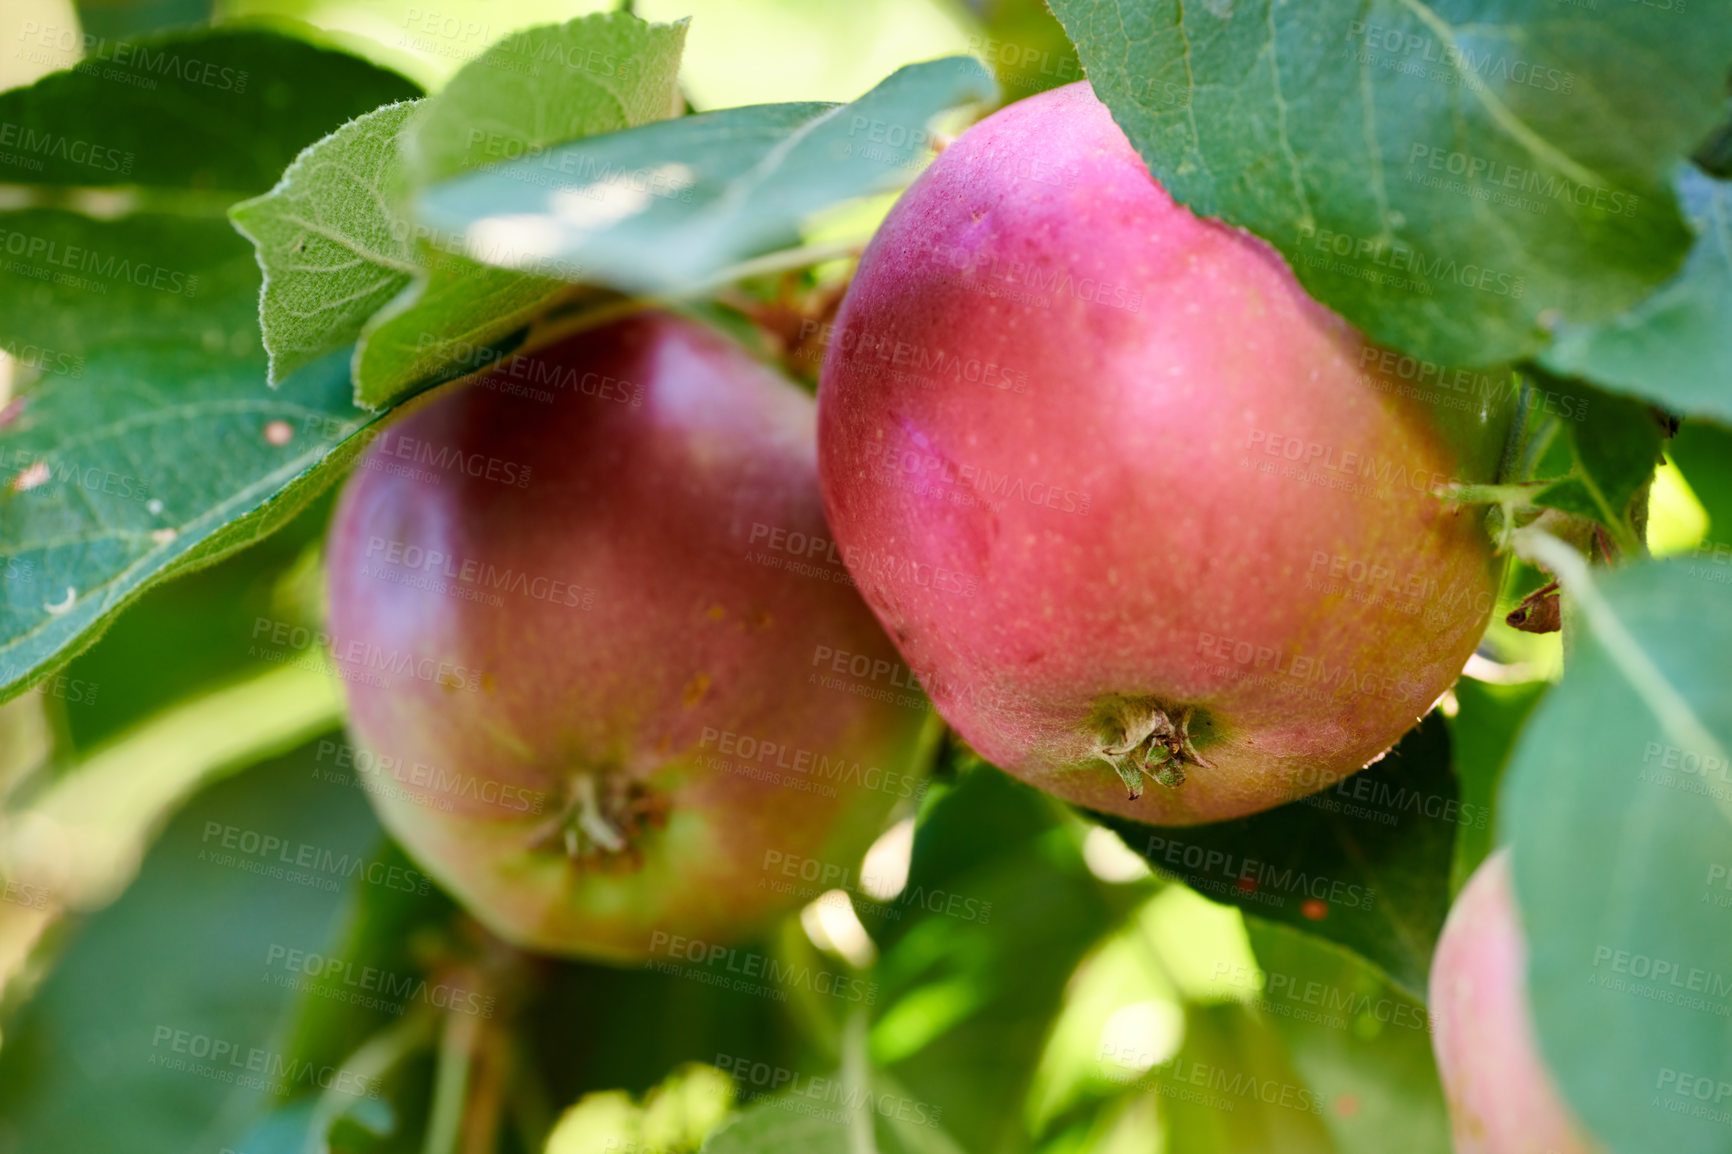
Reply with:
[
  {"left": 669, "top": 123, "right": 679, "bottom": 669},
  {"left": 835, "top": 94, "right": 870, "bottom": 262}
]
[
  {"left": 537, "top": 772, "right": 668, "bottom": 864},
  {"left": 1092, "top": 697, "right": 1215, "bottom": 800}
]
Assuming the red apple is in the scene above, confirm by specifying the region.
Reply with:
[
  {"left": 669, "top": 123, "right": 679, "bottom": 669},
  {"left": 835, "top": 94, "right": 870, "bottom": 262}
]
[
  {"left": 325, "top": 313, "right": 932, "bottom": 962},
  {"left": 1431, "top": 850, "right": 1600, "bottom": 1153},
  {"left": 816, "top": 81, "right": 1504, "bottom": 824}
]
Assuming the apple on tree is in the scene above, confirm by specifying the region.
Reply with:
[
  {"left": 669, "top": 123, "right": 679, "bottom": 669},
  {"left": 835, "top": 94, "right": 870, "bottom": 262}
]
[
  {"left": 817, "top": 81, "right": 1504, "bottom": 825},
  {"left": 1431, "top": 849, "right": 1601, "bottom": 1154},
  {"left": 325, "top": 313, "right": 931, "bottom": 962}
]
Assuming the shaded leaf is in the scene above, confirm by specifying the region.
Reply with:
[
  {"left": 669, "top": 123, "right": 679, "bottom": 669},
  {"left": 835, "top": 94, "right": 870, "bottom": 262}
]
[
  {"left": 1543, "top": 167, "right": 1732, "bottom": 424},
  {"left": 1049, "top": 0, "right": 1728, "bottom": 367},
  {"left": 1503, "top": 558, "right": 1732, "bottom": 1154}
]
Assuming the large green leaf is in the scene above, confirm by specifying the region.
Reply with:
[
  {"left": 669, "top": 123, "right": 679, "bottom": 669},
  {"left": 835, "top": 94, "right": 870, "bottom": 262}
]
[
  {"left": 1543, "top": 167, "right": 1732, "bottom": 423},
  {"left": 412, "top": 56, "right": 999, "bottom": 295},
  {"left": 1502, "top": 556, "right": 1732, "bottom": 1154},
  {"left": 0, "top": 30, "right": 416, "bottom": 703},
  {"left": 0, "top": 28, "right": 417, "bottom": 193},
  {"left": 1048, "top": 0, "right": 1729, "bottom": 367},
  {"left": 0, "top": 739, "right": 394, "bottom": 1153},
  {"left": 0, "top": 341, "right": 382, "bottom": 705},
  {"left": 1095, "top": 714, "right": 1459, "bottom": 1000}
]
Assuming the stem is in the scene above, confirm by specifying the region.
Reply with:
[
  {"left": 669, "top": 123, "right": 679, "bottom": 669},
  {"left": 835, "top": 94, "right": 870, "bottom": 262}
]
[
  {"left": 842, "top": 1010, "right": 878, "bottom": 1154},
  {"left": 302, "top": 1010, "right": 438, "bottom": 1154},
  {"left": 573, "top": 774, "right": 626, "bottom": 853},
  {"left": 423, "top": 1008, "right": 484, "bottom": 1154}
]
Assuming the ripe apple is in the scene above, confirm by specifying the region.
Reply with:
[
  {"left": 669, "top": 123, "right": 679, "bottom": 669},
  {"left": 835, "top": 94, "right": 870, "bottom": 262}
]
[
  {"left": 325, "top": 313, "right": 932, "bottom": 962},
  {"left": 1431, "top": 850, "right": 1600, "bottom": 1153},
  {"left": 816, "top": 81, "right": 1506, "bottom": 824}
]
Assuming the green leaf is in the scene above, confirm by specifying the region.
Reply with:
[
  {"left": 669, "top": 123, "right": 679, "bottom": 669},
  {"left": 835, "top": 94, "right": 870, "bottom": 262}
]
[
  {"left": 0, "top": 28, "right": 419, "bottom": 193},
  {"left": 412, "top": 56, "right": 1000, "bottom": 295},
  {"left": 700, "top": 1095, "right": 852, "bottom": 1154},
  {"left": 1445, "top": 676, "right": 1547, "bottom": 895},
  {"left": 1670, "top": 421, "right": 1732, "bottom": 548},
  {"left": 1048, "top": 0, "right": 1729, "bottom": 367},
  {"left": 398, "top": 12, "right": 688, "bottom": 189},
  {"left": 351, "top": 250, "right": 574, "bottom": 410},
  {"left": 1093, "top": 714, "right": 1459, "bottom": 1000},
  {"left": 1156, "top": 1002, "right": 1335, "bottom": 1152},
  {"left": 343, "top": 11, "right": 688, "bottom": 408},
  {"left": 964, "top": 0, "right": 1084, "bottom": 100},
  {"left": 75, "top": 0, "right": 215, "bottom": 40},
  {"left": 229, "top": 102, "right": 423, "bottom": 385},
  {"left": 0, "top": 662, "right": 341, "bottom": 911},
  {"left": 0, "top": 342, "right": 383, "bottom": 705},
  {"left": 0, "top": 31, "right": 419, "bottom": 700},
  {"left": 1502, "top": 557, "right": 1732, "bottom": 1154},
  {"left": 0, "top": 738, "right": 394, "bottom": 1153},
  {"left": 1543, "top": 167, "right": 1732, "bottom": 423},
  {"left": 1528, "top": 380, "right": 1663, "bottom": 546},
  {"left": 1244, "top": 920, "right": 1450, "bottom": 1154}
]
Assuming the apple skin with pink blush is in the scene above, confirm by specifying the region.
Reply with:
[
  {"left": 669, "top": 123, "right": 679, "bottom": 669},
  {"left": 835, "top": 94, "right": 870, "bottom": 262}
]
[
  {"left": 1430, "top": 850, "right": 1601, "bottom": 1154},
  {"left": 326, "top": 313, "right": 932, "bottom": 963},
  {"left": 816, "top": 81, "right": 1506, "bottom": 824}
]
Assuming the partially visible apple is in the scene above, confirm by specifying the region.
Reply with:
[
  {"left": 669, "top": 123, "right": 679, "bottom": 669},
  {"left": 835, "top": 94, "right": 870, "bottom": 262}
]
[
  {"left": 325, "top": 313, "right": 932, "bottom": 962},
  {"left": 1430, "top": 849, "right": 1600, "bottom": 1154}
]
